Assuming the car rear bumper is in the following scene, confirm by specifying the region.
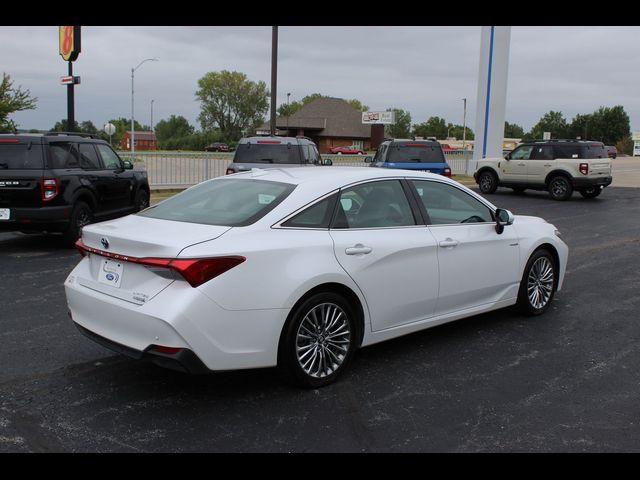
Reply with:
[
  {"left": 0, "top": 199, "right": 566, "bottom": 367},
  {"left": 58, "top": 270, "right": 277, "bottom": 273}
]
[
  {"left": 64, "top": 263, "right": 288, "bottom": 372},
  {"left": 0, "top": 205, "right": 71, "bottom": 231},
  {"left": 572, "top": 176, "right": 612, "bottom": 189}
]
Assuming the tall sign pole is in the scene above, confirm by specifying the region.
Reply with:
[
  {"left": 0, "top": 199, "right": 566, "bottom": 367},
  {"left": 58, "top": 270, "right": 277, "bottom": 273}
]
[
  {"left": 270, "top": 26, "right": 278, "bottom": 136},
  {"left": 59, "top": 26, "right": 81, "bottom": 132},
  {"left": 468, "top": 26, "right": 511, "bottom": 175}
]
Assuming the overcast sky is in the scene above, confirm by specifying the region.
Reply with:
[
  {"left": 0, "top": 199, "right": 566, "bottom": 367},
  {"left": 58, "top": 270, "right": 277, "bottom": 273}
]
[{"left": 3, "top": 26, "right": 640, "bottom": 135}]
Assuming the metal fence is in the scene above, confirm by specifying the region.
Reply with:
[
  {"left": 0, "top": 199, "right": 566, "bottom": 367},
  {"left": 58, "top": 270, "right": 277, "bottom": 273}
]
[{"left": 118, "top": 151, "right": 474, "bottom": 189}]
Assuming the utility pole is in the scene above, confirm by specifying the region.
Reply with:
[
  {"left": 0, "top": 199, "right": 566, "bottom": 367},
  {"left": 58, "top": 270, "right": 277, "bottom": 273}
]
[
  {"left": 462, "top": 97, "right": 467, "bottom": 153},
  {"left": 270, "top": 26, "right": 278, "bottom": 136}
]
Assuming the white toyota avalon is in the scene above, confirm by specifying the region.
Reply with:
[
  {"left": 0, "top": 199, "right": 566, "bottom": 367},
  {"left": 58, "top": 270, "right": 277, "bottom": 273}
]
[{"left": 65, "top": 167, "right": 568, "bottom": 387}]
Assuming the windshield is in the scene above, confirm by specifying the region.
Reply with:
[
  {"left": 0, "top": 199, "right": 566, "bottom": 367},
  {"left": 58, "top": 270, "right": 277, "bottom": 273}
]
[
  {"left": 138, "top": 178, "right": 296, "bottom": 227},
  {"left": 233, "top": 143, "right": 303, "bottom": 164},
  {"left": 0, "top": 144, "right": 44, "bottom": 169},
  {"left": 387, "top": 144, "right": 446, "bottom": 163}
]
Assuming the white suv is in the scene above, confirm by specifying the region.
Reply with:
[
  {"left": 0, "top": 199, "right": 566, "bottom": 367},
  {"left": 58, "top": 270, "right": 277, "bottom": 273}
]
[{"left": 474, "top": 140, "right": 613, "bottom": 200}]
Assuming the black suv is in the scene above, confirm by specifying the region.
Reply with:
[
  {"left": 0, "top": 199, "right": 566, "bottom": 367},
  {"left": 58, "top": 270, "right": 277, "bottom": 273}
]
[
  {"left": 0, "top": 132, "right": 150, "bottom": 244},
  {"left": 225, "top": 136, "right": 332, "bottom": 174}
]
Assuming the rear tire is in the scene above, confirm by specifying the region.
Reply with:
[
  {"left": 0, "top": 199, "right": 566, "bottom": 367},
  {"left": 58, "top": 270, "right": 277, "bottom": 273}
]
[
  {"left": 548, "top": 175, "right": 573, "bottom": 201},
  {"left": 278, "top": 292, "right": 356, "bottom": 388},
  {"left": 579, "top": 186, "right": 602, "bottom": 199},
  {"left": 62, "top": 201, "right": 93, "bottom": 246},
  {"left": 478, "top": 170, "right": 498, "bottom": 194},
  {"left": 516, "top": 249, "right": 557, "bottom": 316}
]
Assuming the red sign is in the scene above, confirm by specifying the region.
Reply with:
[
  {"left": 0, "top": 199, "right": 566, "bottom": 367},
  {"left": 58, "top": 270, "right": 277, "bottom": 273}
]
[
  {"left": 60, "top": 76, "right": 73, "bottom": 85},
  {"left": 59, "top": 26, "right": 81, "bottom": 62}
]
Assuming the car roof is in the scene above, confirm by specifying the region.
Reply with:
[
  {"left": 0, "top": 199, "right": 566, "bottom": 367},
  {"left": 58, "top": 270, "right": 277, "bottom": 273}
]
[{"left": 239, "top": 136, "right": 313, "bottom": 144}]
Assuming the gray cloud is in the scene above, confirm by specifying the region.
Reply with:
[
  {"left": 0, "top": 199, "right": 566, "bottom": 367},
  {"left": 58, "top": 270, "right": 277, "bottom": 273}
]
[{"left": 2, "top": 26, "right": 640, "bottom": 136}]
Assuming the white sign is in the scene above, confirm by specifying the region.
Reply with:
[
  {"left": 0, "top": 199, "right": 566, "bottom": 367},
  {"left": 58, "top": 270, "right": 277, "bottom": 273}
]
[
  {"left": 103, "top": 123, "right": 116, "bottom": 136},
  {"left": 362, "top": 111, "right": 395, "bottom": 125},
  {"left": 60, "top": 76, "right": 74, "bottom": 85},
  {"left": 543, "top": 131, "right": 551, "bottom": 140}
]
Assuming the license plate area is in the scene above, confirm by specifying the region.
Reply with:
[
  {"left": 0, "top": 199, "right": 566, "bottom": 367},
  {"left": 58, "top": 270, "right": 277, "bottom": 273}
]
[
  {"left": 0, "top": 208, "right": 10, "bottom": 220},
  {"left": 98, "top": 258, "right": 124, "bottom": 288}
]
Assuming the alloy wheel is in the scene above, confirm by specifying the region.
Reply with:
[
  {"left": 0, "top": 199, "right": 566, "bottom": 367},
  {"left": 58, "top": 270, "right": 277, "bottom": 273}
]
[{"left": 527, "top": 257, "right": 554, "bottom": 310}]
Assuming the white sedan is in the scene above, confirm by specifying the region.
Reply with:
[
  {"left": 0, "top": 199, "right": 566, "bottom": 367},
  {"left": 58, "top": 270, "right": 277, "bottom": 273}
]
[{"left": 65, "top": 167, "right": 568, "bottom": 388}]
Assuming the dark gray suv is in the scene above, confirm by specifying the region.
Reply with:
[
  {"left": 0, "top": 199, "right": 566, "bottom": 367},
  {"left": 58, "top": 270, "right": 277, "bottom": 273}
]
[{"left": 225, "top": 136, "right": 331, "bottom": 174}]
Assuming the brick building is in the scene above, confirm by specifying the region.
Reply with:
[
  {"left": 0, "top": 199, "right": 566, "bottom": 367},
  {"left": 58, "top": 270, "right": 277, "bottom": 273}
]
[
  {"left": 120, "top": 131, "right": 158, "bottom": 151},
  {"left": 261, "top": 97, "right": 374, "bottom": 154}
]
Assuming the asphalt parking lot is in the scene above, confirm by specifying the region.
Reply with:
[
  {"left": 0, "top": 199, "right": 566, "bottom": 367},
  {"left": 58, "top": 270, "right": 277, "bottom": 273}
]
[{"left": 1, "top": 185, "right": 640, "bottom": 452}]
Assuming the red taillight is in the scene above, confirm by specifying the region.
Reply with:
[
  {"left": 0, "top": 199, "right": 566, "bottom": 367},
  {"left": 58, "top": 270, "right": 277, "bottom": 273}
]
[
  {"left": 257, "top": 140, "right": 281, "bottom": 144},
  {"left": 443, "top": 167, "right": 452, "bottom": 177},
  {"left": 41, "top": 177, "right": 60, "bottom": 201},
  {"left": 0, "top": 138, "right": 19, "bottom": 143},
  {"left": 579, "top": 163, "right": 589, "bottom": 175},
  {"left": 74, "top": 240, "right": 245, "bottom": 287},
  {"left": 225, "top": 168, "right": 235, "bottom": 175}
]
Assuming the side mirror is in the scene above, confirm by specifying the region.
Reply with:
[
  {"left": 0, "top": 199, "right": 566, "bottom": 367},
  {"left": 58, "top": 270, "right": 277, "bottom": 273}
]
[
  {"left": 123, "top": 160, "right": 134, "bottom": 170},
  {"left": 323, "top": 157, "right": 333, "bottom": 166},
  {"left": 364, "top": 156, "right": 373, "bottom": 163},
  {"left": 495, "top": 208, "right": 514, "bottom": 234}
]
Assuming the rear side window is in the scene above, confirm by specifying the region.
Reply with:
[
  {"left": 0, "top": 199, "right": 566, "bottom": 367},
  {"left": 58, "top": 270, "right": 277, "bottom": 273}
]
[
  {"left": 138, "top": 178, "right": 295, "bottom": 227},
  {"left": 233, "top": 143, "right": 302, "bottom": 164},
  {"left": 387, "top": 144, "right": 445, "bottom": 163},
  {"left": 282, "top": 193, "right": 337, "bottom": 229},
  {"left": 581, "top": 144, "right": 608, "bottom": 159},
  {"left": 48, "top": 143, "right": 80, "bottom": 169},
  {"left": 553, "top": 145, "right": 582, "bottom": 159},
  {"left": 0, "top": 143, "right": 44, "bottom": 169}
]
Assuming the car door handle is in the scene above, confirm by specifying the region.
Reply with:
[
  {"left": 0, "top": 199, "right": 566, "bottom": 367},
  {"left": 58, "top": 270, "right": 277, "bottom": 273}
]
[
  {"left": 439, "top": 238, "right": 459, "bottom": 248},
  {"left": 345, "top": 244, "right": 372, "bottom": 255}
]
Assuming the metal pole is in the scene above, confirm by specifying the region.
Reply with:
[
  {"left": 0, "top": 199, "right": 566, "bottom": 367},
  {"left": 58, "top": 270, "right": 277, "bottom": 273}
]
[
  {"left": 131, "top": 67, "right": 135, "bottom": 162},
  {"left": 462, "top": 97, "right": 467, "bottom": 153},
  {"left": 151, "top": 99, "right": 154, "bottom": 132},
  {"left": 286, "top": 92, "right": 290, "bottom": 133},
  {"left": 67, "top": 61, "right": 74, "bottom": 131},
  {"left": 270, "top": 26, "right": 278, "bottom": 136}
]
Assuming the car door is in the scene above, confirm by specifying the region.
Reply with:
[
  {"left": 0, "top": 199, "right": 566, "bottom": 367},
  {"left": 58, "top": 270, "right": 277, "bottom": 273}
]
[
  {"left": 329, "top": 179, "right": 439, "bottom": 332},
  {"left": 501, "top": 145, "right": 532, "bottom": 182},
  {"left": 408, "top": 179, "right": 520, "bottom": 316},
  {"left": 95, "top": 143, "right": 134, "bottom": 212},
  {"left": 527, "top": 145, "right": 555, "bottom": 185}
]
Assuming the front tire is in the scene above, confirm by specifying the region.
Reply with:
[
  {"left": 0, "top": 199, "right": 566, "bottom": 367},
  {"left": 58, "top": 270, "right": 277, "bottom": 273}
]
[
  {"left": 548, "top": 175, "right": 573, "bottom": 201},
  {"left": 478, "top": 170, "right": 498, "bottom": 194},
  {"left": 278, "top": 292, "right": 356, "bottom": 388},
  {"left": 517, "top": 249, "right": 557, "bottom": 316}
]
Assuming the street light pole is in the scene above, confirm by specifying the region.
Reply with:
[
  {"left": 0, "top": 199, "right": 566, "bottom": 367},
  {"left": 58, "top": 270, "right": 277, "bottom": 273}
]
[
  {"left": 462, "top": 97, "right": 467, "bottom": 153},
  {"left": 151, "top": 99, "right": 154, "bottom": 132},
  {"left": 286, "top": 92, "right": 290, "bottom": 132},
  {"left": 131, "top": 58, "right": 158, "bottom": 161}
]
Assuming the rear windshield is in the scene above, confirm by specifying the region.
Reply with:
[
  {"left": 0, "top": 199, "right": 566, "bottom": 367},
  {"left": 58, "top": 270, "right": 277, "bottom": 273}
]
[
  {"left": 233, "top": 143, "right": 303, "bottom": 164},
  {"left": 387, "top": 144, "right": 446, "bottom": 163},
  {"left": 138, "top": 178, "right": 295, "bottom": 227},
  {"left": 0, "top": 144, "right": 44, "bottom": 169}
]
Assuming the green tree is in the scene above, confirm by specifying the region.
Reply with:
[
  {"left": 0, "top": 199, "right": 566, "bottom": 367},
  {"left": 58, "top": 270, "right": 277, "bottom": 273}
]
[
  {"left": 346, "top": 98, "right": 369, "bottom": 112},
  {"left": 412, "top": 116, "right": 448, "bottom": 139},
  {"left": 447, "top": 124, "right": 474, "bottom": 140},
  {"left": 566, "top": 113, "right": 590, "bottom": 140},
  {"left": 196, "top": 70, "right": 269, "bottom": 141},
  {"left": 524, "top": 111, "right": 569, "bottom": 140},
  {"left": 583, "top": 105, "right": 630, "bottom": 145},
  {"left": 277, "top": 94, "right": 369, "bottom": 117},
  {"left": 154, "top": 115, "right": 194, "bottom": 142},
  {"left": 385, "top": 108, "right": 412, "bottom": 139},
  {"left": 504, "top": 121, "right": 524, "bottom": 138},
  {"left": 0, "top": 73, "right": 37, "bottom": 131}
]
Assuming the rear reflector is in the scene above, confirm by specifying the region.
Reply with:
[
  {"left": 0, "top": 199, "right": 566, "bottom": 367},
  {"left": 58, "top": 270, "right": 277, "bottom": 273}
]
[
  {"left": 152, "top": 345, "right": 183, "bottom": 355},
  {"left": 75, "top": 239, "right": 246, "bottom": 287}
]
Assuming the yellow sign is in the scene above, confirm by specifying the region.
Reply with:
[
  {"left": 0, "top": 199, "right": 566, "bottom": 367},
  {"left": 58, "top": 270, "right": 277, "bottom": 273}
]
[{"left": 59, "top": 26, "right": 81, "bottom": 62}]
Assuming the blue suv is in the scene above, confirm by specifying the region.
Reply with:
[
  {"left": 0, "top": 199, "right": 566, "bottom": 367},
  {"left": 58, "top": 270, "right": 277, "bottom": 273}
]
[{"left": 366, "top": 139, "right": 451, "bottom": 177}]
